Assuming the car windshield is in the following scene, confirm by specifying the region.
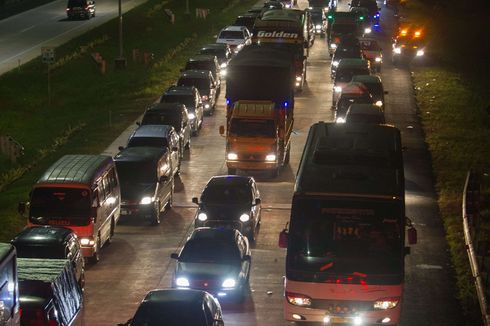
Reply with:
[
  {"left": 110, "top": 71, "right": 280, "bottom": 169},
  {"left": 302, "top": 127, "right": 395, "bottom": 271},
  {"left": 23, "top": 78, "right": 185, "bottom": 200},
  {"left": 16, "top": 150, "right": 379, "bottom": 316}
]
[
  {"left": 180, "top": 239, "right": 240, "bottom": 263},
  {"left": 116, "top": 161, "right": 156, "bottom": 185},
  {"left": 141, "top": 112, "right": 181, "bottom": 131},
  {"left": 127, "top": 137, "right": 168, "bottom": 148},
  {"left": 332, "top": 24, "right": 357, "bottom": 34},
  {"left": 177, "top": 78, "right": 210, "bottom": 90},
  {"left": 30, "top": 187, "right": 91, "bottom": 220},
  {"left": 202, "top": 184, "right": 252, "bottom": 203},
  {"left": 131, "top": 302, "right": 208, "bottom": 326},
  {"left": 311, "top": 12, "right": 323, "bottom": 21},
  {"left": 161, "top": 95, "right": 194, "bottom": 108},
  {"left": 219, "top": 31, "right": 244, "bottom": 39},
  {"left": 15, "top": 245, "right": 65, "bottom": 259},
  {"left": 229, "top": 119, "right": 276, "bottom": 138}
]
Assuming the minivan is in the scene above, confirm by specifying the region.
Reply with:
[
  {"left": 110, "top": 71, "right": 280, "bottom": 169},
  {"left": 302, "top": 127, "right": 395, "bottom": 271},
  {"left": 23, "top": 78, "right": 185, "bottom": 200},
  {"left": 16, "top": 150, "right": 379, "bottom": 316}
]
[
  {"left": 160, "top": 86, "right": 204, "bottom": 136},
  {"left": 114, "top": 147, "right": 174, "bottom": 225},
  {"left": 18, "top": 155, "right": 121, "bottom": 264},
  {"left": 123, "top": 125, "right": 181, "bottom": 176},
  {"left": 177, "top": 70, "right": 218, "bottom": 115},
  {"left": 140, "top": 102, "right": 192, "bottom": 153}
]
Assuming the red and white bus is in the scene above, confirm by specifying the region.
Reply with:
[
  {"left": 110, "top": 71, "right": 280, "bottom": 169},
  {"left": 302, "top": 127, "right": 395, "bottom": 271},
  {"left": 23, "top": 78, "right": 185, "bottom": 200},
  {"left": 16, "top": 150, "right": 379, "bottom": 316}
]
[{"left": 279, "top": 122, "right": 417, "bottom": 325}]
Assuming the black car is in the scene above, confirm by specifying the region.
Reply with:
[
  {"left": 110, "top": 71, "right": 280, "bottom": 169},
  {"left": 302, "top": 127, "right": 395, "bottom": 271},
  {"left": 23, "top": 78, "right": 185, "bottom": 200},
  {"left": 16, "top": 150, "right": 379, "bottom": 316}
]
[
  {"left": 199, "top": 43, "right": 232, "bottom": 72},
  {"left": 351, "top": 74, "right": 387, "bottom": 110},
  {"left": 160, "top": 86, "right": 204, "bottom": 135},
  {"left": 114, "top": 147, "right": 174, "bottom": 225},
  {"left": 140, "top": 102, "right": 192, "bottom": 153},
  {"left": 335, "top": 89, "right": 374, "bottom": 122},
  {"left": 171, "top": 228, "right": 251, "bottom": 301},
  {"left": 66, "top": 0, "right": 95, "bottom": 19},
  {"left": 232, "top": 13, "right": 260, "bottom": 33},
  {"left": 119, "top": 289, "right": 224, "bottom": 326},
  {"left": 11, "top": 226, "right": 85, "bottom": 289},
  {"left": 331, "top": 44, "right": 363, "bottom": 78},
  {"left": 192, "top": 175, "right": 261, "bottom": 241},
  {"left": 184, "top": 55, "right": 221, "bottom": 91},
  {"left": 177, "top": 70, "right": 219, "bottom": 115}
]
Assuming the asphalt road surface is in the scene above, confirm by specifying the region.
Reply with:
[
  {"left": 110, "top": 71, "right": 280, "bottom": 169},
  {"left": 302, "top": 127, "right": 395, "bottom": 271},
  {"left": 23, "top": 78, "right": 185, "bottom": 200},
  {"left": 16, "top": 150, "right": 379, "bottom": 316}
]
[{"left": 4, "top": 0, "right": 466, "bottom": 324}]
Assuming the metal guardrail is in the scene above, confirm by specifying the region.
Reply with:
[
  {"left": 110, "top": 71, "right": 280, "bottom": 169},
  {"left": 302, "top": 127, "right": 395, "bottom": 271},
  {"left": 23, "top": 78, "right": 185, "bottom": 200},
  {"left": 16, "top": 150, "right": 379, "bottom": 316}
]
[{"left": 462, "top": 170, "right": 490, "bottom": 326}]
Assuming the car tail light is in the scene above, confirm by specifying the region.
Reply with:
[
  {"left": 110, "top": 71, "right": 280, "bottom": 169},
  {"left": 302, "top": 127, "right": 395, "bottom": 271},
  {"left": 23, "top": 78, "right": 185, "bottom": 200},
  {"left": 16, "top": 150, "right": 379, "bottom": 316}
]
[
  {"left": 285, "top": 292, "right": 312, "bottom": 306},
  {"left": 373, "top": 297, "right": 400, "bottom": 310}
]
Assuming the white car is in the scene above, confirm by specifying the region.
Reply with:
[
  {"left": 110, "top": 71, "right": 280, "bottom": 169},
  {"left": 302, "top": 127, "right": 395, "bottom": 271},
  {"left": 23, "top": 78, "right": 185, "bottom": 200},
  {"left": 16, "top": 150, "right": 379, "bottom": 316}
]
[{"left": 216, "top": 26, "right": 252, "bottom": 54}]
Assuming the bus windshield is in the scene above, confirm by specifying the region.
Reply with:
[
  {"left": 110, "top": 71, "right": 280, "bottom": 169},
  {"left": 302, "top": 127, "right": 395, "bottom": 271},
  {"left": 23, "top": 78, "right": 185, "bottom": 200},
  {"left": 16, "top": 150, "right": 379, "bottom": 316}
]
[
  {"left": 30, "top": 187, "right": 91, "bottom": 222},
  {"left": 229, "top": 119, "right": 276, "bottom": 138},
  {"left": 287, "top": 197, "right": 403, "bottom": 281}
]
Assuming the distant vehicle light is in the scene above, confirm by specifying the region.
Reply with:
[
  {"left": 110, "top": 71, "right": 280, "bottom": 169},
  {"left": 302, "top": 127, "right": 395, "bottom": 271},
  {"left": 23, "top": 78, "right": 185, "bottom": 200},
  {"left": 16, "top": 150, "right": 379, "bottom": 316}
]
[
  {"left": 286, "top": 292, "right": 312, "bottom": 306},
  {"left": 353, "top": 316, "right": 362, "bottom": 325},
  {"left": 332, "top": 61, "right": 339, "bottom": 67},
  {"left": 373, "top": 297, "right": 400, "bottom": 310},
  {"left": 220, "top": 62, "right": 227, "bottom": 69},
  {"left": 375, "top": 57, "right": 382, "bottom": 62},
  {"left": 375, "top": 100, "right": 383, "bottom": 107},
  {"left": 188, "top": 112, "right": 196, "bottom": 120},
  {"left": 239, "top": 213, "right": 250, "bottom": 222},
  {"left": 227, "top": 152, "right": 238, "bottom": 160},
  {"left": 416, "top": 49, "right": 424, "bottom": 56},
  {"left": 80, "top": 237, "right": 95, "bottom": 246},
  {"left": 336, "top": 117, "right": 346, "bottom": 123},
  {"left": 330, "top": 43, "right": 337, "bottom": 49},
  {"left": 296, "top": 76, "right": 302, "bottom": 82},
  {"left": 220, "top": 69, "right": 227, "bottom": 77},
  {"left": 140, "top": 196, "right": 153, "bottom": 205},
  {"left": 204, "top": 104, "right": 210, "bottom": 109},
  {"left": 265, "top": 154, "right": 276, "bottom": 161},
  {"left": 176, "top": 277, "right": 190, "bottom": 287},
  {"left": 222, "top": 278, "right": 236, "bottom": 288},
  {"left": 393, "top": 47, "right": 402, "bottom": 54},
  {"left": 364, "top": 27, "right": 372, "bottom": 34},
  {"left": 198, "top": 213, "right": 208, "bottom": 221},
  {"left": 334, "top": 86, "right": 342, "bottom": 93},
  {"left": 316, "top": 24, "right": 322, "bottom": 29}
]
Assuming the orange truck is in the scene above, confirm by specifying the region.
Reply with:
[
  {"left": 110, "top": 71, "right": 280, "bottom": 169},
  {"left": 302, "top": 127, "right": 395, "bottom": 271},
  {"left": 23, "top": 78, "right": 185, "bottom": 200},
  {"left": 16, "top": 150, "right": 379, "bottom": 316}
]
[{"left": 220, "top": 100, "right": 293, "bottom": 178}]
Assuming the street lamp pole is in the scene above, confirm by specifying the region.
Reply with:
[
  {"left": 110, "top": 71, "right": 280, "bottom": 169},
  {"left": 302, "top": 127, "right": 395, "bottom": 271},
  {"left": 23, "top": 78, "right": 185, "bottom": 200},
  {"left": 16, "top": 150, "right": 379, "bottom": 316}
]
[{"left": 115, "top": 0, "right": 126, "bottom": 68}]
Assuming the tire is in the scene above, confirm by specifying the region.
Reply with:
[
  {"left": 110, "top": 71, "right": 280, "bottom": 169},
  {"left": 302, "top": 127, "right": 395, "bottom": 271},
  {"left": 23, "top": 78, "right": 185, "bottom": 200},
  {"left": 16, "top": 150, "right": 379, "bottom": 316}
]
[
  {"left": 284, "top": 146, "right": 291, "bottom": 165},
  {"left": 185, "top": 138, "right": 190, "bottom": 150},
  {"left": 88, "top": 235, "right": 101, "bottom": 264},
  {"left": 106, "top": 218, "right": 115, "bottom": 245},
  {"left": 151, "top": 201, "right": 161, "bottom": 226},
  {"left": 227, "top": 167, "right": 236, "bottom": 175}
]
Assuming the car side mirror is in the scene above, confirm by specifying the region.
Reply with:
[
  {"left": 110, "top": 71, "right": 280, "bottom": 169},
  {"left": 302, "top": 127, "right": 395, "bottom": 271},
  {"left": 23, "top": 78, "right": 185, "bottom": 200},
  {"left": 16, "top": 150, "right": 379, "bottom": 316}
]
[
  {"left": 254, "top": 198, "right": 261, "bottom": 205},
  {"left": 243, "top": 254, "right": 251, "bottom": 261},
  {"left": 118, "top": 146, "right": 125, "bottom": 151},
  {"left": 18, "top": 202, "right": 26, "bottom": 215},
  {"left": 159, "top": 176, "right": 168, "bottom": 183},
  {"left": 219, "top": 125, "right": 225, "bottom": 135},
  {"left": 170, "top": 253, "right": 179, "bottom": 259},
  {"left": 192, "top": 197, "right": 199, "bottom": 205},
  {"left": 278, "top": 226, "right": 289, "bottom": 248},
  {"left": 172, "top": 146, "right": 178, "bottom": 152}
]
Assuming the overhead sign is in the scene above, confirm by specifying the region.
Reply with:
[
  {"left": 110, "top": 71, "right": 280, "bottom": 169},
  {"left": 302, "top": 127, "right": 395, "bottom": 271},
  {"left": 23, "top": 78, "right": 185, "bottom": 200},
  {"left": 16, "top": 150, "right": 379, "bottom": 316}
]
[{"left": 41, "top": 47, "right": 55, "bottom": 64}]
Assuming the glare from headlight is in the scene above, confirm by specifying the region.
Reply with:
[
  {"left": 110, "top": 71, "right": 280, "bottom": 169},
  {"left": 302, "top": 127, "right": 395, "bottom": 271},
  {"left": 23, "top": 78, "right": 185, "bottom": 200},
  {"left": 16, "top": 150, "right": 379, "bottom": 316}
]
[
  {"left": 375, "top": 57, "right": 382, "bottom": 62},
  {"left": 334, "top": 86, "right": 342, "bottom": 93},
  {"left": 220, "top": 62, "right": 227, "bottom": 68},
  {"left": 204, "top": 104, "right": 210, "bottom": 109},
  {"left": 188, "top": 113, "right": 196, "bottom": 120},
  {"left": 336, "top": 117, "right": 346, "bottom": 123},
  {"left": 295, "top": 82, "right": 300, "bottom": 87},
  {"left": 296, "top": 76, "right": 302, "bottom": 82},
  {"left": 220, "top": 69, "right": 227, "bottom": 77},
  {"left": 140, "top": 196, "right": 153, "bottom": 205},
  {"left": 227, "top": 152, "right": 238, "bottom": 160},
  {"left": 80, "top": 237, "right": 95, "bottom": 246},
  {"left": 416, "top": 49, "right": 424, "bottom": 56},
  {"left": 364, "top": 27, "right": 372, "bottom": 34},
  {"left": 375, "top": 100, "right": 383, "bottom": 107},
  {"left": 265, "top": 154, "right": 276, "bottom": 161},
  {"left": 222, "top": 278, "right": 236, "bottom": 288},
  {"left": 315, "top": 24, "right": 322, "bottom": 29},
  {"left": 353, "top": 316, "right": 362, "bottom": 325},
  {"left": 198, "top": 212, "right": 208, "bottom": 221},
  {"left": 393, "top": 47, "right": 401, "bottom": 54},
  {"left": 176, "top": 277, "right": 190, "bottom": 287},
  {"left": 332, "top": 61, "right": 339, "bottom": 67},
  {"left": 239, "top": 213, "right": 250, "bottom": 222},
  {"left": 330, "top": 43, "right": 337, "bottom": 49}
]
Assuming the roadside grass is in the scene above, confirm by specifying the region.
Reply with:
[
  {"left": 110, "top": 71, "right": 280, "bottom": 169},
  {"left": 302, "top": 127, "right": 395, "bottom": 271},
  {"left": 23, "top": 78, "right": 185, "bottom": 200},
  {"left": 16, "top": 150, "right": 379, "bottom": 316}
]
[{"left": 0, "top": 0, "right": 256, "bottom": 241}]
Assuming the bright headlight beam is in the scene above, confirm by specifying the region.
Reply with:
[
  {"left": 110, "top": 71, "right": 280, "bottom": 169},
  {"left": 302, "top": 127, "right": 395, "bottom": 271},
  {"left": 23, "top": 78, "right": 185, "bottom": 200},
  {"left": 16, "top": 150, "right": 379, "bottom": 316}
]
[
  {"left": 227, "top": 153, "right": 238, "bottom": 160},
  {"left": 239, "top": 213, "right": 250, "bottom": 222},
  {"left": 198, "top": 212, "right": 208, "bottom": 221},
  {"left": 176, "top": 277, "right": 190, "bottom": 287},
  {"left": 140, "top": 196, "right": 153, "bottom": 205},
  {"left": 222, "top": 278, "right": 236, "bottom": 288}
]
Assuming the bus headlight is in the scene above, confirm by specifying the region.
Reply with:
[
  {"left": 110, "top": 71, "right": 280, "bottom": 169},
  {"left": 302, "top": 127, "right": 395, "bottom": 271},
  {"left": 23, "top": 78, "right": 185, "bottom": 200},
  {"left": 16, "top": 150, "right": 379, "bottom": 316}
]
[
  {"left": 416, "top": 49, "right": 424, "bottom": 56},
  {"left": 140, "top": 196, "right": 153, "bottom": 205},
  {"left": 286, "top": 292, "right": 312, "bottom": 306},
  {"left": 198, "top": 212, "right": 208, "bottom": 221},
  {"left": 222, "top": 278, "right": 236, "bottom": 288},
  {"left": 265, "top": 154, "right": 276, "bottom": 161},
  {"left": 176, "top": 277, "right": 190, "bottom": 287},
  {"left": 239, "top": 213, "right": 250, "bottom": 222},
  {"left": 373, "top": 297, "right": 400, "bottom": 310},
  {"left": 227, "top": 152, "right": 238, "bottom": 160},
  {"left": 80, "top": 237, "right": 95, "bottom": 246}
]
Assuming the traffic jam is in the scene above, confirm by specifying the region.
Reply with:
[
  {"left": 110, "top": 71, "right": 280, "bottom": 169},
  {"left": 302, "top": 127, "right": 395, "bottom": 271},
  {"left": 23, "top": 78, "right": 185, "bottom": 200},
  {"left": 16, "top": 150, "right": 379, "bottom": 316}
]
[{"left": 0, "top": 0, "right": 429, "bottom": 325}]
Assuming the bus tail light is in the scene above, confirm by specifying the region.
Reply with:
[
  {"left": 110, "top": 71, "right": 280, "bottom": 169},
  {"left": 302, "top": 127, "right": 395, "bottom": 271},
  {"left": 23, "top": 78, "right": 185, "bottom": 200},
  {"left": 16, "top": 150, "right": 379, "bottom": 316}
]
[
  {"left": 373, "top": 296, "right": 400, "bottom": 310},
  {"left": 285, "top": 292, "right": 312, "bottom": 306}
]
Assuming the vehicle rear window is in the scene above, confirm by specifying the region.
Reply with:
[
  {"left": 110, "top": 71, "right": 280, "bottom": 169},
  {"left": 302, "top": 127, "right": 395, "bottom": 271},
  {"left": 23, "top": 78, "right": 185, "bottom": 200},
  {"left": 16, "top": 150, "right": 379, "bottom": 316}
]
[
  {"left": 177, "top": 77, "right": 210, "bottom": 90},
  {"left": 161, "top": 95, "right": 194, "bottom": 108},
  {"left": 199, "top": 49, "right": 225, "bottom": 59},
  {"left": 67, "top": 0, "right": 85, "bottom": 7},
  {"left": 184, "top": 62, "right": 214, "bottom": 73},
  {"left": 127, "top": 137, "right": 169, "bottom": 149},
  {"left": 30, "top": 188, "right": 91, "bottom": 220},
  {"left": 141, "top": 112, "right": 181, "bottom": 130},
  {"left": 219, "top": 31, "right": 244, "bottom": 39},
  {"left": 132, "top": 302, "right": 207, "bottom": 326},
  {"left": 15, "top": 245, "right": 65, "bottom": 259}
]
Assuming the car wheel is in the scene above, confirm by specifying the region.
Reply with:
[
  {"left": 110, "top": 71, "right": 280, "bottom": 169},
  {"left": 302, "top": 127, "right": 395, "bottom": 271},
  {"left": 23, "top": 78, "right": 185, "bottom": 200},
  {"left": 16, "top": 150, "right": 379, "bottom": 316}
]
[
  {"left": 151, "top": 201, "right": 161, "bottom": 226},
  {"left": 227, "top": 167, "right": 236, "bottom": 175},
  {"left": 88, "top": 234, "right": 101, "bottom": 264}
]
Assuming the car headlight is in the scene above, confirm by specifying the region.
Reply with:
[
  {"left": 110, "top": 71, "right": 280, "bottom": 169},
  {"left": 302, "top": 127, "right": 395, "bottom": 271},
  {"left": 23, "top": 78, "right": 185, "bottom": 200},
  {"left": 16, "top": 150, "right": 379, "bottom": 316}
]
[
  {"left": 239, "top": 213, "right": 250, "bottom": 222},
  {"left": 373, "top": 297, "right": 400, "bottom": 310},
  {"left": 227, "top": 152, "right": 238, "bottom": 160},
  {"left": 286, "top": 292, "right": 312, "bottom": 306},
  {"left": 204, "top": 103, "right": 210, "bottom": 109},
  {"left": 140, "top": 196, "right": 153, "bottom": 205},
  {"left": 334, "top": 86, "right": 342, "bottom": 93},
  {"left": 315, "top": 24, "right": 322, "bottom": 29},
  {"left": 332, "top": 61, "right": 339, "bottom": 67},
  {"left": 336, "top": 117, "right": 346, "bottom": 123},
  {"left": 220, "top": 62, "right": 227, "bottom": 69},
  {"left": 188, "top": 112, "right": 196, "bottom": 120},
  {"left": 375, "top": 100, "right": 383, "bottom": 107},
  {"left": 80, "top": 237, "right": 95, "bottom": 246},
  {"left": 416, "top": 49, "right": 424, "bottom": 56},
  {"left": 222, "top": 278, "right": 236, "bottom": 288},
  {"left": 393, "top": 47, "right": 402, "bottom": 54},
  {"left": 265, "top": 154, "right": 276, "bottom": 161},
  {"left": 201, "top": 95, "right": 208, "bottom": 101},
  {"left": 375, "top": 56, "right": 382, "bottom": 62},
  {"left": 296, "top": 76, "right": 302, "bottom": 82},
  {"left": 198, "top": 212, "right": 208, "bottom": 221},
  {"left": 330, "top": 43, "right": 337, "bottom": 49},
  {"left": 364, "top": 27, "right": 372, "bottom": 34},
  {"left": 176, "top": 277, "right": 190, "bottom": 287},
  {"left": 220, "top": 69, "right": 227, "bottom": 77}
]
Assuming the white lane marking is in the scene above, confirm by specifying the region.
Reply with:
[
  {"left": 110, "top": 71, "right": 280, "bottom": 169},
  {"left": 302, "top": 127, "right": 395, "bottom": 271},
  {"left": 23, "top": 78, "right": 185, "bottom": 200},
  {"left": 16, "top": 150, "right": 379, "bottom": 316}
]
[
  {"left": 416, "top": 264, "right": 443, "bottom": 270},
  {"left": 20, "top": 25, "right": 36, "bottom": 33}
]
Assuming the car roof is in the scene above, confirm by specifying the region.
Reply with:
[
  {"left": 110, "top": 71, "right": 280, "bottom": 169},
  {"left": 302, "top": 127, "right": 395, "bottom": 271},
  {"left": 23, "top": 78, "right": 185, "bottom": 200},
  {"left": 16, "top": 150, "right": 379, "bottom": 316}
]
[
  {"left": 11, "top": 226, "right": 73, "bottom": 247},
  {"left": 114, "top": 147, "right": 167, "bottom": 163},
  {"left": 164, "top": 86, "right": 195, "bottom": 96},
  {"left": 187, "top": 55, "right": 217, "bottom": 62},
  {"left": 180, "top": 70, "right": 212, "bottom": 79},
  {"left": 189, "top": 227, "right": 240, "bottom": 242},
  {"left": 351, "top": 74, "right": 382, "bottom": 84},
  {"left": 221, "top": 25, "right": 248, "bottom": 32},
  {"left": 206, "top": 175, "right": 253, "bottom": 187},
  {"left": 146, "top": 102, "right": 186, "bottom": 112},
  {"left": 143, "top": 289, "right": 208, "bottom": 304},
  {"left": 131, "top": 125, "right": 174, "bottom": 138}
]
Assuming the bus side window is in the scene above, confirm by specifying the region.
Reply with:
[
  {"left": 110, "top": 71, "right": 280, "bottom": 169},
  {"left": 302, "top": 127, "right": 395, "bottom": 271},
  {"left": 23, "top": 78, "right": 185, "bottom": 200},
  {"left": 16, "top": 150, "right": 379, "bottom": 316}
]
[
  {"left": 101, "top": 177, "right": 110, "bottom": 201},
  {"left": 109, "top": 168, "right": 118, "bottom": 188},
  {"left": 92, "top": 190, "right": 100, "bottom": 207}
]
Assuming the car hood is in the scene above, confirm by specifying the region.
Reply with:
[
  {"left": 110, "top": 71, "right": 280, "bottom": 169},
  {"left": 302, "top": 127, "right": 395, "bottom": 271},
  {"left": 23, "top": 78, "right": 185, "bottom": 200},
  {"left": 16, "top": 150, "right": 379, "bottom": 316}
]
[
  {"left": 216, "top": 39, "right": 244, "bottom": 46},
  {"left": 199, "top": 203, "right": 251, "bottom": 220},
  {"left": 176, "top": 262, "right": 241, "bottom": 279}
]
